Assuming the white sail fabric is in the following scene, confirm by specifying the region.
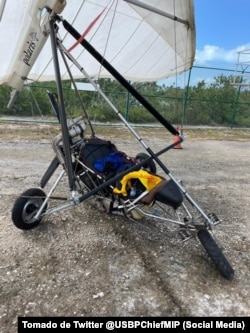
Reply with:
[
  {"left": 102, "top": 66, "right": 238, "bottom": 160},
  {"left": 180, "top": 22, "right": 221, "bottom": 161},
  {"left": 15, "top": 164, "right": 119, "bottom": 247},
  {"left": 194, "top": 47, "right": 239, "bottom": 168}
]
[{"left": 0, "top": 0, "right": 195, "bottom": 90}]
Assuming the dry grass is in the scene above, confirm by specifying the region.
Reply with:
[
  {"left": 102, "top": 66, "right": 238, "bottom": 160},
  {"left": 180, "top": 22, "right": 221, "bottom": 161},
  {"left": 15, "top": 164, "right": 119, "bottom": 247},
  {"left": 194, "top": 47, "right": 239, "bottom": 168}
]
[{"left": 0, "top": 121, "right": 250, "bottom": 141}]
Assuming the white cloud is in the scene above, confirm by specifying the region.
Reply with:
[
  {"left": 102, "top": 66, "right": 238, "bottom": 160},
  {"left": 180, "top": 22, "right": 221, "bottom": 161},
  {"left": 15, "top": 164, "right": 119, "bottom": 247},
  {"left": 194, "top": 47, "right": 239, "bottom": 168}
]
[{"left": 194, "top": 44, "right": 250, "bottom": 66}]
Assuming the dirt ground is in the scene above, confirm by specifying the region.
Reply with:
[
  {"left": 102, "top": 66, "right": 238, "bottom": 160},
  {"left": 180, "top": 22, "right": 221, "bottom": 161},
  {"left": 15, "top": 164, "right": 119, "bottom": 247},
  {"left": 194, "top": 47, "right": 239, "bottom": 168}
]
[{"left": 0, "top": 123, "right": 250, "bottom": 332}]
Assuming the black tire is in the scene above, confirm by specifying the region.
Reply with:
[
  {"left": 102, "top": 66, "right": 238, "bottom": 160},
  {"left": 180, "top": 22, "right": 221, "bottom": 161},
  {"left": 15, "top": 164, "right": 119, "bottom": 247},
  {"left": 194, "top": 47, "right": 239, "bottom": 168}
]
[
  {"left": 135, "top": 152, "right": 157, "bottom": 173},
  {"left": 197, "top": 229, "right": 234, "bottom": 280},
  {"left": 11, "top": 188, "right": 47, "bottom": 230}
]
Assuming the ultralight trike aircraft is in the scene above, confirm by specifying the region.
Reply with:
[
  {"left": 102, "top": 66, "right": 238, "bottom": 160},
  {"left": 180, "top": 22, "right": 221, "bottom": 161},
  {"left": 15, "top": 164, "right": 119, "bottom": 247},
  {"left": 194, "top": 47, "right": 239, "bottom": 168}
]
[{"left": 0, "top": 0, "right": 234, "bottom": 280}]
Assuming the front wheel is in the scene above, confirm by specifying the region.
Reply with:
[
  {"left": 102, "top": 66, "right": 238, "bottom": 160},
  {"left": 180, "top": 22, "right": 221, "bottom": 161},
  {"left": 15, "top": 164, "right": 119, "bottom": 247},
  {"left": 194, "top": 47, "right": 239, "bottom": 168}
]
[
  {"left": 11, "top": 188, "right": 47, "bottom": 230},
  {"left": 197, "top": 229, "right": 234, "bottom": 280}
]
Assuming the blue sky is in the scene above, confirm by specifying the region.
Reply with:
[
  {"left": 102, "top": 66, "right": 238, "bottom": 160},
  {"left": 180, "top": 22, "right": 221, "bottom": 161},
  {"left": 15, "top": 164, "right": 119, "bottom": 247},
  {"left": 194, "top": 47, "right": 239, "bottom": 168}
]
[
  {"left": 160, "top": 0, "right": 250, "bottom": 87},
  {"left": 194, "top": 0, "right": 250, "bottom": 67}
]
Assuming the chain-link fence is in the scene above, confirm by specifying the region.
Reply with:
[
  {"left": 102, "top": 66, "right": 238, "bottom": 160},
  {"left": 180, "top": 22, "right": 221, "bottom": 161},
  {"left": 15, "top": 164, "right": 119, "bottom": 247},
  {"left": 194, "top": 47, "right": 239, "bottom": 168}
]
[{"left": 1, "top": 65, "right": 250, "bottom": 128}]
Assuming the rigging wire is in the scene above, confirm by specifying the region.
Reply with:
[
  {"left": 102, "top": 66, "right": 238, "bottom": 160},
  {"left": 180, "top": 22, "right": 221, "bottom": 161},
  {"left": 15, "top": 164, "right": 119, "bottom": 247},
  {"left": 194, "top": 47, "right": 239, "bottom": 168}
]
[
  {"left": 172, "top": 0, "right": 179, "bottom": 119},
  {"left": 96, "top": 0, "right": 118, "bottom": 80},
  {"left": 171, "top": 0, "right": 191, "bottom": 129}
]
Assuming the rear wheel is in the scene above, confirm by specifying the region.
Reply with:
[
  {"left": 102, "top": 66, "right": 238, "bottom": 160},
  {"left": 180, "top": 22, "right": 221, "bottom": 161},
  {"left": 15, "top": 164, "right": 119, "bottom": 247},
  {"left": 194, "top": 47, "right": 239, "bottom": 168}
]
[
  {"left": 11, "top": 188, "right": 47, "bottom": 230},
  {"left": 197, "top": 229, "right": 234, "bottom": 280},
  {"left": 135, "top": 152, "right": 157, "bottom": 173}
]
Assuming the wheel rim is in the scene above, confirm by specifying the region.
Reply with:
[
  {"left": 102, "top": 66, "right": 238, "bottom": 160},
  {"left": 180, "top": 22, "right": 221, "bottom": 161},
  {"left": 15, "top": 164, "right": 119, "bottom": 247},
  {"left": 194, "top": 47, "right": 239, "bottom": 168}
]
[{"left": 22, "top": 198, "right": 44, "bottom": 224}]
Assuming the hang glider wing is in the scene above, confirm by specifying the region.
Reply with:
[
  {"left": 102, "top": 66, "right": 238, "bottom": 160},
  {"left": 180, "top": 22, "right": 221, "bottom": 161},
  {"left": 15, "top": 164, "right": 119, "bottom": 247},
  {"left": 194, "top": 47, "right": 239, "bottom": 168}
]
[{"left": 0, "top": 0, "right": 195, "bottom": 91}]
